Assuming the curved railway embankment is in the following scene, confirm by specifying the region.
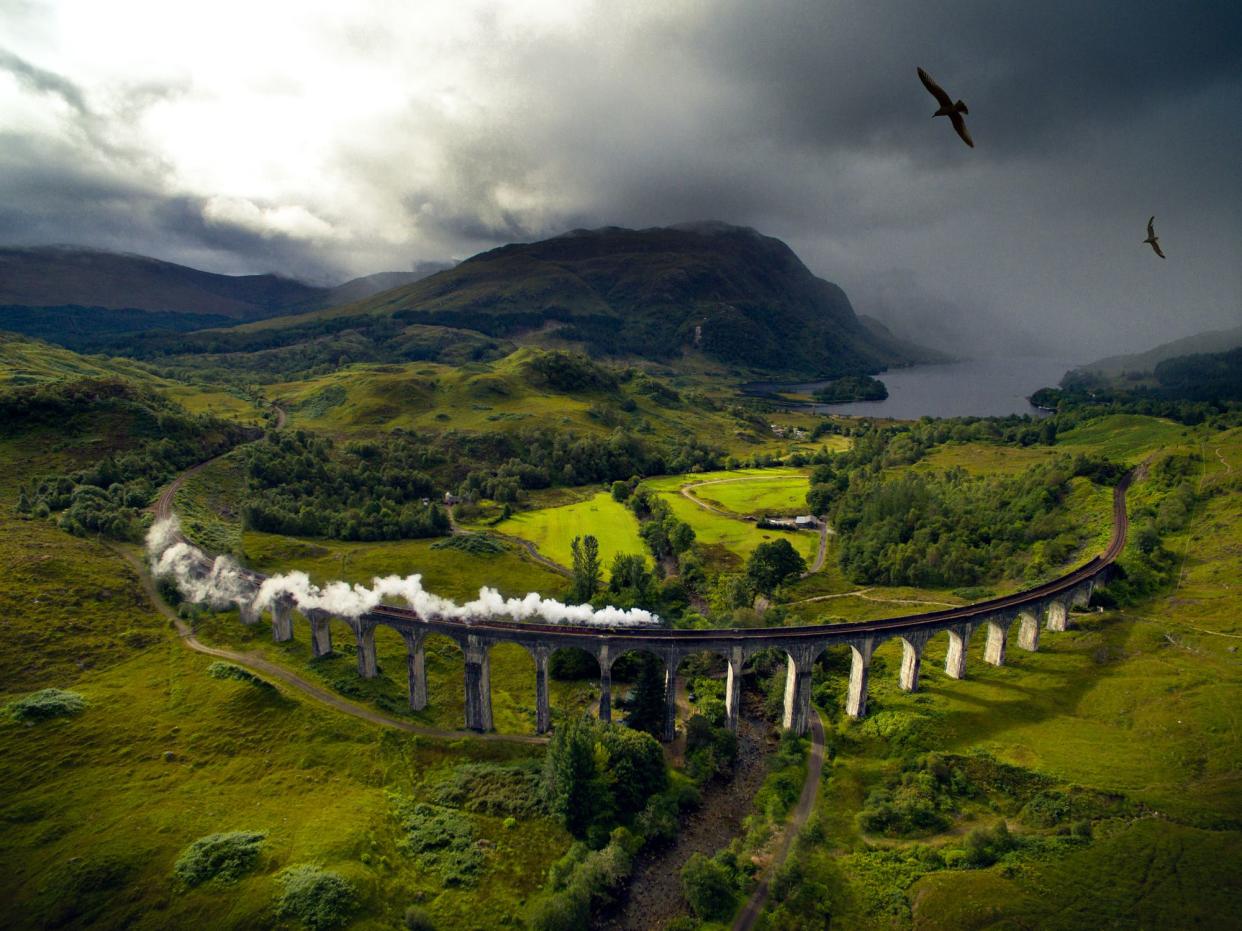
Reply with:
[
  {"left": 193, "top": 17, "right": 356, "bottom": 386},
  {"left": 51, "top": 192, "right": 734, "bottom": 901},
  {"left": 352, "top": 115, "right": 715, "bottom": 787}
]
[{"left": 159, "top": 466, "right": 1129, "bottom": 738}]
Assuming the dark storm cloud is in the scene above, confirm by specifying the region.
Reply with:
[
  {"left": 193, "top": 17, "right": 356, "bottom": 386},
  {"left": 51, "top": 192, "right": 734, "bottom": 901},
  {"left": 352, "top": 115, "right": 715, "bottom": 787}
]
[
  {"left": 3, "top": 2, "right": 1239, "bottom": 355},
  {"left": 680, "top": 1, "right": 1242, "bottom": 158}
]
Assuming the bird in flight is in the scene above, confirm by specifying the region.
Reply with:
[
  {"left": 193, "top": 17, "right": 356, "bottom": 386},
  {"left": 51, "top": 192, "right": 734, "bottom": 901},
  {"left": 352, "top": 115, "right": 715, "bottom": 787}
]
[
  {"left": 917, "top": 67, "right": 973, "bottom": 148},
  {"left": 1144, "top": 216, "right": 1165, "bottom": 259}
]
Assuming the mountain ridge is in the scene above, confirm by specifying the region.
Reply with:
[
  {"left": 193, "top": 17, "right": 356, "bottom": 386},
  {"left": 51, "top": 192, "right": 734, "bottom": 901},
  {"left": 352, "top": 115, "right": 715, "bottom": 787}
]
[
  {"left": 325, "top": 222, "right": 937, "bottom": 377},
  {"left": 0, "top": 245, "right": 444, "bottom": 320}
]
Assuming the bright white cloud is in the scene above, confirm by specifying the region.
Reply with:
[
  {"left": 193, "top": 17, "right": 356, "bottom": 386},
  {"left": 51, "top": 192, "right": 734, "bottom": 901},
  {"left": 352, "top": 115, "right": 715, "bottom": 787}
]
[
  {"left": 0, "top": 1, "right": 1238, "bottom": 354},
  {"left": 203, "top": 196, "right": 335, "bottom": 241}
]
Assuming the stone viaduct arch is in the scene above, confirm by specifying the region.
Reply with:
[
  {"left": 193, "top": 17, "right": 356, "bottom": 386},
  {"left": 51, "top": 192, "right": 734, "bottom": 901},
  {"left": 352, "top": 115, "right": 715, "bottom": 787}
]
[{"left": 223, "top": 476, "right": 1127, "bottom": 739}]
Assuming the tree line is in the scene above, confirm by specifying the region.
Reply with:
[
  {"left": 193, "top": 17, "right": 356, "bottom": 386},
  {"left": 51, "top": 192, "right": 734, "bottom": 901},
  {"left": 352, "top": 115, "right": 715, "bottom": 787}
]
[{"left": 7, "top": 378, "right": 253, "bottom": 541}]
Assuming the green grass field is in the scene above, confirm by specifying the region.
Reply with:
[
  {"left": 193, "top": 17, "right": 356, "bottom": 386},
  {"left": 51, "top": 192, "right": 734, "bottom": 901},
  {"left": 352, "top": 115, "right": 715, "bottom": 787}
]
[
  {"left": 4, "top": 348, "right": 1239, "bottom": 931},
  {"left": 764, "top": 425, "right": 1242, "bottom": 928},
  {"left": 0, "top": 441, "right": 574, "bottom": 929},
  {"left": 1055, "top": 413, "right": 1195, "bottom": 463},
  {"left": 915, "top": 442, "right": 1061, "bottom": 475},
  {"left": 661, "top": 490, "right": 821, "bottom": 570},
  {"left": 638, "top": 468, "right": 822, "bottom": 569},
  {"left": 263, "top": 350, "right": 836, "bottom": 459},
  {"left": 689, "top": 472, "right": 811, "bottom": 516},
  {"left": 491, "top": 490, "right": 647, "bottom": 574},
  {"left": 0, "top": 333, "right": 163, "bottom": 385}
]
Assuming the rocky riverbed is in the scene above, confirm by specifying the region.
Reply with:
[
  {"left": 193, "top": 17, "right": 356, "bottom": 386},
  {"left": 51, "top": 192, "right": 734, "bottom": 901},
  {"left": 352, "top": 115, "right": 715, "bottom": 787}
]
[{"left": 599, "top": 703, "right": 776, "bottom": 931}]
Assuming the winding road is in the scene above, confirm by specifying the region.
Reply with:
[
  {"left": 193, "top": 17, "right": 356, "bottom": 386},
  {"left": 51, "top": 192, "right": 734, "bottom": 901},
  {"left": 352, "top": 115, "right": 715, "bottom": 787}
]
[
  {"left": 731, "top": 709, "right": 826, "bottom": 931},
  {"left": 678, "top": 475, "right": 831, "bottom": 575}
]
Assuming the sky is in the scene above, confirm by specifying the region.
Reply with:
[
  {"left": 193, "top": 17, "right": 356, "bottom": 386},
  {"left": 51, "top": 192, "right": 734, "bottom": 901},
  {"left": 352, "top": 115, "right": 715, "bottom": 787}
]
[{"left": 1, "top": 0, "right": 1239, "bottom": 358}]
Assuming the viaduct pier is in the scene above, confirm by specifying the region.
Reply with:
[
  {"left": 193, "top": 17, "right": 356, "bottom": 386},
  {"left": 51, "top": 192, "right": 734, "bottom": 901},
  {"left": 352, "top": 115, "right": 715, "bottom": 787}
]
[{"left": 210, "top": 475, "right": 1130, "bottom": 739}]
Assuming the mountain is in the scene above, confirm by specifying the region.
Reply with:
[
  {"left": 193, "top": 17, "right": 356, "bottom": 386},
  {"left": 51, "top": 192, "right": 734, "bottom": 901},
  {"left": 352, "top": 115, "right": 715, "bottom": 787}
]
[
  {"left": 0, "top": 246, "right": 325, "bottom": 318},
  {"left": 0, "top": 246, "right": 445, "bottom": 351},
  {"left": 1073, "top": 324, "right": 1242, "bottom": 377},
  {"left": 319, "top": 263, "right": 455, "bottom": 308},
  {"left": 330, "top": 222, "right": 935, "bottom": 377}
]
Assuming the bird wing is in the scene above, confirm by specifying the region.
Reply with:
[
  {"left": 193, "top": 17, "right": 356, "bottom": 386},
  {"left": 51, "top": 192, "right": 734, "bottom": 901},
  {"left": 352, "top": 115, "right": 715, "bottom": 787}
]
[
  {"left": 1147, "top": 216, "right": 1156, "bottom": 237},
  {"left": 949, "top": 112, "right": 975, "bottom": 147},
  {"left": 1152, "top": 240, "right": 1166, "bottom": 259},
  {"left": 918, "top": 67, "right": 953, "bottom": 107}
]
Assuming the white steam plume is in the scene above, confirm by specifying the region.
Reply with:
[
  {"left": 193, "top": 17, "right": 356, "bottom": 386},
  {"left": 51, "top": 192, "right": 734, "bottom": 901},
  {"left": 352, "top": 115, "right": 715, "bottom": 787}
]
[{"left": 146, "top": 517, "right": 659, "bottom": 626}]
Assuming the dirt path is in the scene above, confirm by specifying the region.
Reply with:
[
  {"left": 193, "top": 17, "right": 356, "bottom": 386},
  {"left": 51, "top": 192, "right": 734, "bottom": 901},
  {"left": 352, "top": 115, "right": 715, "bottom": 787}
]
[
  {"left": 487, "top": 531, "right": 573, "bottom": 578},
  {"left": 600, "top": 713, "right": 775, "bottom": 931},
  {"left": 807, "top": 522, "right": 830, "bottom": 574},
  {"left": 115, "top": 545, "right": 548, "bottom": 746},
  {"left": 680, "top": 476, "right": 831, "bottom": 576},
  {"left": 679, "top": 475, "right": 800, "bottom": 520},
  {"left": 1216, "top": 446, "right": 1232, "bottom": 474},
  {"left": 731, "top": 709, "right": 826, "bottom": 931},
  {"left": 153, "top": 403, "right": 285, "bottom": 522}
]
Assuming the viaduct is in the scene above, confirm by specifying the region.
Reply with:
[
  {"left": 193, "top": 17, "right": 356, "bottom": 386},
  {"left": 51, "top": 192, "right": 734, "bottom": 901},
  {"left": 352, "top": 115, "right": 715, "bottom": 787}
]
[{"left": 231, "top": 475, "right": 1130, "bottom": 740}]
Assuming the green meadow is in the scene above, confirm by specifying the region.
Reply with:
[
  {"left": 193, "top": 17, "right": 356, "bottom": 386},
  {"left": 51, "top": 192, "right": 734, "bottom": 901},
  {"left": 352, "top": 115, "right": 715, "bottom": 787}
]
[
  {"left": 686, "top": 472, "right": 812, "bottom": 516},
  {"left": 1055, "top": 413, "right": 1195, "bottom": 463},
  {"left": 0, "top": 462, "right": 571, "bottom": 930},
  {"left": 758, "top": 426, "right": 1242, "bottom": 929},
  {"left": 2, "top": 339, "right": 1238, "bottom": 931},
  {"left": 491, "top": 490, "right": 647, "bottom": 574}
]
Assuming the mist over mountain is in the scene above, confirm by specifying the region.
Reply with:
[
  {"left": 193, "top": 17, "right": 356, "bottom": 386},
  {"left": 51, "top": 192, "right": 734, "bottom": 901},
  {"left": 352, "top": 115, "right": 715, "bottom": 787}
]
[
  {"left": 1073, "top": 324, "right": 1242, "bottom": 377},
  {"left": 340, "top": 222, "right": 937, "bottom": 377},
  {"left": 847, "top": 273, "right": 1062, "bottom": 360}
]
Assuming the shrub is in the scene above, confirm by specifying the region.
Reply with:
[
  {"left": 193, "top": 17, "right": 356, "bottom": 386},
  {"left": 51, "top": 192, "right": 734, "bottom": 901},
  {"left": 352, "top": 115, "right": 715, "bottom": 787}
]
[
  {"left": 855, "top": 753, "right": 973, "bottom": 838},
  {"left": 5, "top": 688, "right": 87, "bottom": 723},
  {"left": 430, "top": 534, "right": 506, "bottom": 556},
  {"left": 962, "top": 821, "right": 1019, "bottom": 868},
  {"left": 680, "top": 852, "right": 736, "bottom": 920},
  {"left": 274, "top": 865, "right": 357, "bottom": 930},
  {"left": 404, "top": 905, "right": 435, "bottom": 930},
  {"left": 207, "top": 662, "right": 275, "bottom": 692},
  {"left": 173, "top": 831, "right": 266, "bottom": 886},
  {"left": 429, "top": 762, "right": 545, "bottom": 817},
  {"left": 529, "top": 837, "right": 634, "bottom": 931},
  {"left": 393, "top": 801, "right": 484, "bottom": 885}
]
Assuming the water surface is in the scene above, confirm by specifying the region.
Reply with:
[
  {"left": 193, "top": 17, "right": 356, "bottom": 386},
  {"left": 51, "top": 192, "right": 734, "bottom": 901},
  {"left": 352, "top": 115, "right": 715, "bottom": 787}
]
[{"left": 748, "top": 356, "right": 1078, "bottom": 420}]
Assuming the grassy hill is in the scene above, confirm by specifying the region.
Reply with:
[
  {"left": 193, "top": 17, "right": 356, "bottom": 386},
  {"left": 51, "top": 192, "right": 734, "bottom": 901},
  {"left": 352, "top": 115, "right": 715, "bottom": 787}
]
[{"left": 353, "top": 222, "right": 931, "bottom": 376}]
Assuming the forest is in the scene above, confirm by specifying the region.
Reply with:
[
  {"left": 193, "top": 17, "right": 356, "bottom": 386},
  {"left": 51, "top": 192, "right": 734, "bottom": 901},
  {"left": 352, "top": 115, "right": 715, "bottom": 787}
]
[
  {"left": 5, "top": 378, "right": 253, "bottom": 541},
  {"left": 242, "top": 432, "right": 450, "bottom": 541}
]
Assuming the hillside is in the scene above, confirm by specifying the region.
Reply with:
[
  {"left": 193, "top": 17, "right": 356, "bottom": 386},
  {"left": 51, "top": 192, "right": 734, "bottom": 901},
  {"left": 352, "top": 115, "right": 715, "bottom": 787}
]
[
  {"left": 308, "top": 222, "right": 933, "bottom": 377},
  {"left": 0, "top": 246, "right": 441, "bottom": 351},
  {"left": 1074, "top": 324, "right": 1242, "bottom": 376}
]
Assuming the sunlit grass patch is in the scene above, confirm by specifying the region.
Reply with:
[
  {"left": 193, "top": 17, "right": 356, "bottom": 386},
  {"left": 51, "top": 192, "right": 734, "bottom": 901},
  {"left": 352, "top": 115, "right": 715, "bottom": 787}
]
[
  {"left": 493, "top": 490, "right": 647, "bottom": 574},
  {"left": 1056, "top": 413, "right": 1194, "bottom": 464}
]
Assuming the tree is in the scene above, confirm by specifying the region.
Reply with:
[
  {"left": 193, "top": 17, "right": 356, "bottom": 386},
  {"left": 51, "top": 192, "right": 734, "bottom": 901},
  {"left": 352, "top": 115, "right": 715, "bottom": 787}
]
[
  {"left": 669, "top": 520, "right": 696, "bottom": 554},
  {"left": 610, "top": 480, "right": 632, "bottom": 502},
  {"left": 746, "top": 539, "right": 807, "bottom": 594},
  {"left": 640, "top": 519, "right": 671, "bottom": 559},
  {"left": 680, "top": 853, "right": 735, "bottom": 920},
  {"left": 570, "top": 535, "right": 602, "bottom": 602},
  {"left": 543, "top": 716, "right": 609, "bottom": 837},
  {"left": 623, "top": 653, "right": 666, "bottom": 737},
  {"left": 608, "top": 553, "right": 652, "bottom": 598}
]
